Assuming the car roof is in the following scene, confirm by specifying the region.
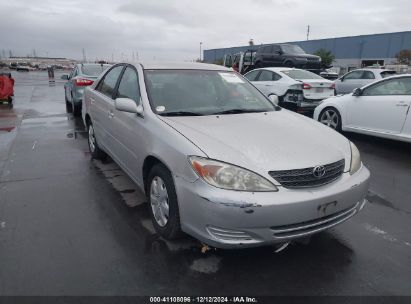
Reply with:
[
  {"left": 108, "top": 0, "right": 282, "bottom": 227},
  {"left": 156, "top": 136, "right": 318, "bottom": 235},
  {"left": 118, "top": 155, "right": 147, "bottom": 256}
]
[
  {"left": 128, "top": 61, "right": 231, "bottom": 71},
  {"left": 352, "top": 68, "right": 395, "bottom": 73},
  {"left": 250, "top": 67, "right": 306, "bottom": 73},
  {"left": 77, "top": 63, "right": 111, "bottom": 67}
]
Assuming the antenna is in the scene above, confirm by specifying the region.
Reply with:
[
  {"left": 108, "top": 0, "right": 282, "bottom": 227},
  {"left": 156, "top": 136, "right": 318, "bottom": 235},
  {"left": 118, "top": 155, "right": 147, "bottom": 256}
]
[
  {"left": 306, "top": 25, "right": 310, "bottom": 40},
  {"left": 82, "top": 48, "right": 86, "bottom": 63}
]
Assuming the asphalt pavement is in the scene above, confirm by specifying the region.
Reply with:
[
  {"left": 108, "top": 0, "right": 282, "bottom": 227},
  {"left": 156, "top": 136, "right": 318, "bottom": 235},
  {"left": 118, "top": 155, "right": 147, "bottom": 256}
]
[{"left": 0, "top": 71, "right": 410, "bottom": 296}]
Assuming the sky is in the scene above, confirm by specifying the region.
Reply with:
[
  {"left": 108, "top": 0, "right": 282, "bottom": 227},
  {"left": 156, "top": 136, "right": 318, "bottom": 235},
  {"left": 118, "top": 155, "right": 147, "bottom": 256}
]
[{"left": 0, "top": 0, "right": 410, "bottom": 61}]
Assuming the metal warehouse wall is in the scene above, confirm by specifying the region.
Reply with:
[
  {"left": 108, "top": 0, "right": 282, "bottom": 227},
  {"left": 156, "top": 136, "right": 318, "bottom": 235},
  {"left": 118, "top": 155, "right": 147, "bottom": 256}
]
[{"left": 203, "top": 31, "right": 411, "bottom": 63}]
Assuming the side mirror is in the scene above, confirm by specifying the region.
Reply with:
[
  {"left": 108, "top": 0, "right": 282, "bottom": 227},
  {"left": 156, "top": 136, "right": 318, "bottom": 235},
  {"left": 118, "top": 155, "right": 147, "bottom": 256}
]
[
  {"left": 353, "top": 88, "right": 362, "bottom": 96},
  {"left": 115, "top": 98, "right": 143, "bottom": 115},
  {"left": 61, "top": 74, "right": 69, "bottom": 80},
  {"left": 268, "top": 94, "right": 279, "bottom": 105}
]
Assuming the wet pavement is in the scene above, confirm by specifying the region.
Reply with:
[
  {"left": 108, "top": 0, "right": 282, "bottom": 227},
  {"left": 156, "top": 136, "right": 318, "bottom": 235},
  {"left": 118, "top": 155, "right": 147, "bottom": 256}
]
[{"left": 0, "top": 71, "right": 410, "bottom": 296}]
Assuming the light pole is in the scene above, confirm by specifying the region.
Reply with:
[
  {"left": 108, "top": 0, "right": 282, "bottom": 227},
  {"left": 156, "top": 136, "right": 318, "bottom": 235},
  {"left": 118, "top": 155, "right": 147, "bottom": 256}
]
[{"left": 199, "top": 42, "right": 202, "bottom": 62}]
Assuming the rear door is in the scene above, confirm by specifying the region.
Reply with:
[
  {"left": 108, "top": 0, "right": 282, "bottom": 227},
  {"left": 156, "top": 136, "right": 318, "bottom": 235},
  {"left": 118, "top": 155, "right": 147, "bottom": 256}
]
[
  {"left": 90, "top": 65, "right": 125, "bottom": 152},
  {"left": 252, "top": 70, "right": 289, "bottom": 96},
  {"left": 346, "top": 77, "right": 411, "bottom": 133},
  {"left": 65, "top": 67, "right": 77, "bottom": 102}
]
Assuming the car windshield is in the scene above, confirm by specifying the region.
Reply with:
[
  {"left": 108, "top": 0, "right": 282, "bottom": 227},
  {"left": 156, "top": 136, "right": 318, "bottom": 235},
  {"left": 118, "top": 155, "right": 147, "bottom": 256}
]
[
  {"left": 145, "top": 70, "right": 277, "bottom": 116},
  {"left": 281, "top": 69, "right": 324, "bottom": 80},
  {"left": 280, "top": 45, "right": 306, "bottom": 55},
  {"left": 380, "top": 71, "right": 397, "bottom": 78},
  {"left": 80, "top": 64, "right": 111, "bottom": 76}
]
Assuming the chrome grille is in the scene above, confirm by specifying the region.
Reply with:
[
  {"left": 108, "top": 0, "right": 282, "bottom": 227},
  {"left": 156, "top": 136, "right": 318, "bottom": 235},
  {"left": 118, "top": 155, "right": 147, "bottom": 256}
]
[{"left": 269, "top": 159, "right": 345, "bottom": 189}]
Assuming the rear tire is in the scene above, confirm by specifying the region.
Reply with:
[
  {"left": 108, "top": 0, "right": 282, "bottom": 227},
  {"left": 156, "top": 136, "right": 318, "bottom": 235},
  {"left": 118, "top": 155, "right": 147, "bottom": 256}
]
[
  {"left": 87, "top": 121, "right": 107, "bottom": 160},
  {"left": 65, "top": 94, "right": 73, "bottom": 113},
  {"left": 147, "top": 164, "right": 182, "bottom": 240},
  {"left": 284, "top": 60, "right": 294, "bottom": 68},
  {"left": 319, "top": 107, "right": 342, "bottom": 131},
  {"left": 73, "top": 102, "right": 81, "bottom": 117}
]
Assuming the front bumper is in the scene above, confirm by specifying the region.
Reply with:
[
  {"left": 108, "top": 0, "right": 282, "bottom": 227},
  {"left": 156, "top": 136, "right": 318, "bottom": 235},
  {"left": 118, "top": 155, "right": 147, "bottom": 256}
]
[{"left": 175, "top": 165, "right": 370, "bottom": 249}]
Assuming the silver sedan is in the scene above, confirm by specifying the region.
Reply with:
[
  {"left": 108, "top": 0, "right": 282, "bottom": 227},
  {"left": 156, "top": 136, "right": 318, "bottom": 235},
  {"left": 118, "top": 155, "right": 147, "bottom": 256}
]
[{"left": 83, "top": 62, "right": 370, "bottom": 249}]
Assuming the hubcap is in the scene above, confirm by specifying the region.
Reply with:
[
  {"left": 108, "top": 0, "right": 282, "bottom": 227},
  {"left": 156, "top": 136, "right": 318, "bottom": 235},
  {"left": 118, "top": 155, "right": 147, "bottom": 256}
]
[
  {"left": 150, "top": 176, "right": 170, "bottom": 227},
  {"left": 88, "top": 125, "right": 96, "bottom": 153},
  {"left": 320, "top": 110, "right": 339, "bottom": 129}
]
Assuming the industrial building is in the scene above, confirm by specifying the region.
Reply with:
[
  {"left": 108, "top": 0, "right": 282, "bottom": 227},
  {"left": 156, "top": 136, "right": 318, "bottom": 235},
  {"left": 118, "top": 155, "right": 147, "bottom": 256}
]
[{"left": 203, "top": 31, "right": 411, "bottom": 74}]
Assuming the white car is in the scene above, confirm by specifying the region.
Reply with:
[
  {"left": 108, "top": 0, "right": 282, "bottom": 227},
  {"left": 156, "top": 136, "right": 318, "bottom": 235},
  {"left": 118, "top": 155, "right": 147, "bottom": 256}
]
[
  {"left": 244, "top": 67, "right": 335, "bottom": 115},
  {"left": 335, "top": 68, "right": 396, "bottom": 95},
  {"left": 314, "top": 75, "right": 411, "bottom": 143}
]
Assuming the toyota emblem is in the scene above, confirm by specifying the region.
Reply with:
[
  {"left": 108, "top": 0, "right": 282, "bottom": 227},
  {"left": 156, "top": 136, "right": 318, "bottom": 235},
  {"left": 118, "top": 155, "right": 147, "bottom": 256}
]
[{"left": 313, "top": 165, "right": 326, "bottom": 178}]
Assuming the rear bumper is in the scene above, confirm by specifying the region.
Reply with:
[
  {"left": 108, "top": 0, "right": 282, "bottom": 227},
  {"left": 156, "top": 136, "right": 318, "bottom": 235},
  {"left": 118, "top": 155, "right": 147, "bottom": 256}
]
[{"left": 175, "top": 165, "right": 370, "bottom": 249}]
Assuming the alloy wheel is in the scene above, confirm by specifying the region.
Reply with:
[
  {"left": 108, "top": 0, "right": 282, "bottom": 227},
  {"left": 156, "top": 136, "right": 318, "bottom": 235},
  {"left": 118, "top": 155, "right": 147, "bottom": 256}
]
[
  {"left": 320, "top": 109, "right": 339, "bottom": 129},
  {"left": 88, "top": 125, "right": 96, "bottom": 153},
  {"left": 150, "top": 176, "right": 170, "bottom": 227}
]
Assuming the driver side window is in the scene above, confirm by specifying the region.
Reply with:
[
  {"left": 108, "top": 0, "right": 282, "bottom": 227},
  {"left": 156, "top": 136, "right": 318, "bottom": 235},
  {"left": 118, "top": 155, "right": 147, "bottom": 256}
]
[
  {"left": 343, "top": 70, "right": 363, "bottom": 80},
  {"left": 115, "top": 67, "right": 140, "bottom": 103},
  {"left": 362, "top": 78, "right": 410, "bottom": 96}
]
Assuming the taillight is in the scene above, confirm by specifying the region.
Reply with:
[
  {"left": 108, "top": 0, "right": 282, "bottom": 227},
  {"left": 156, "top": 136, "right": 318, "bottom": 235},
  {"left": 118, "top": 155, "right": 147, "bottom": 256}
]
[
  {"left": 303, "top": 83, "right": 311, "bottom": 90},
  {"left": 330, "top": 83, "right": 336, "bottom": 89},
  {"left": 75, "top": 78, "right": 94, "bottom": 86}
]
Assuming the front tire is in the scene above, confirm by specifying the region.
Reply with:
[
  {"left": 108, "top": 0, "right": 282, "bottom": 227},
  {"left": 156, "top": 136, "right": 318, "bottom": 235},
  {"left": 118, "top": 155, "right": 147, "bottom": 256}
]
[
  {"left": 319, "top": 107, "right": 342, "bottom": 131},
  {"left": 87, "top": 121, "right": 107, "bottom": 160},
  {"left": 147, "top": 164, "right": 182, "bottom": 240}
]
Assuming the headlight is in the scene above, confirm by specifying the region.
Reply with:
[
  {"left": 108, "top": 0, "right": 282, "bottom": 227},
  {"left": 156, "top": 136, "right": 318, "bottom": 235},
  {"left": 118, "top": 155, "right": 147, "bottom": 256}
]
[
  {"left": 189, "top": 156, "right": 278, "bottom": 192},
  {"left": 349, "top": 142, "right": 361, "bottom": 175}
]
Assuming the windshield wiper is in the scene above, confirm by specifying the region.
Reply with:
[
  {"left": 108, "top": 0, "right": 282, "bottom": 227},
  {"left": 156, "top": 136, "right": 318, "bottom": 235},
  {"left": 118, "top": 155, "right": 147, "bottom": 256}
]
[
  {"left": 211, "top": 109, "right": 268, "bottom": 115},
  {"left": 159, "top": 111, "right": 204, "bottom": 116}
]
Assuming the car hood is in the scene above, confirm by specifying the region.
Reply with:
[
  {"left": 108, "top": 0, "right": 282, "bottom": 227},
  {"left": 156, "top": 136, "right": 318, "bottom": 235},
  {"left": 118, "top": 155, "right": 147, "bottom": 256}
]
[{"left": 161, "top": 110, "right": 351, "bottom": 180}]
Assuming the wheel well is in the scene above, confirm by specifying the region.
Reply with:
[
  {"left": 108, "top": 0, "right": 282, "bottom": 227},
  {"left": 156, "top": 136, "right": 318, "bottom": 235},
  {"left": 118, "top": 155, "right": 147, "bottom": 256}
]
[{"left": 143, "top": 156, "right": 165, "bottom": 194}]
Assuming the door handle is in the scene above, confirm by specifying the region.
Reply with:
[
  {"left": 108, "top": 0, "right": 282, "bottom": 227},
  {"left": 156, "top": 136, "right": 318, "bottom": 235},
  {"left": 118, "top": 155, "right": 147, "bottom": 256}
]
[{"left": 108, "top": 110, "right": 114, "bottom": 118}]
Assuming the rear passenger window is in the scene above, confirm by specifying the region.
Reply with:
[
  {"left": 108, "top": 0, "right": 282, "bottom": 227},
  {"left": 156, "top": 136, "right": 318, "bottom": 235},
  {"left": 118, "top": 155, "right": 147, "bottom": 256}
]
[
  {"left": 244, "top": 70, "right": 260, "bottom": 81},
  {"left": 257, "top": 70, "right": 274, "bottom": 81},
  {"left": 116, "top": 67, "right": 140, "bottom": 103},
  {"left": 362, "top": 71, "right": 375, "bottom": 79},
  {"left": 96, "top": 66, "right": 124, "bottom": 98}
]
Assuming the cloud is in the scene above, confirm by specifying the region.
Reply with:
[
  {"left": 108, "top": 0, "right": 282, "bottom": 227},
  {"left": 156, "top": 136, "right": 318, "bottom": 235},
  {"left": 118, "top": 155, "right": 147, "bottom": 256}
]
[{"left": 0, "top": 0, "right": 410, "bottom": 61}]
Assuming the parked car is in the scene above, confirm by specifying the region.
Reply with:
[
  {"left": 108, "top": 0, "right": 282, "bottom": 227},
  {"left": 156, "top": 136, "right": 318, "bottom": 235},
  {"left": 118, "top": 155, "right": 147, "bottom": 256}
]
[
  {"left": 320, "top": 69, "right": 339, "bottom": 80},
  {"left": 244, "top": 67, "right": 335, "bottom": 115},
  {"left": 254, "top": 44, "right": 322, "bottom": 73},
  {"left": 61, "top": 63, "right": 111, "bottom": 116},
  {"left": 335, "top": 68, "right": 396, "bottom": 95},
  {"left": 314, "top": 75, "right": 411, "bottom": 143},
  {"left": 83, "top": 62, "right": 370, "bottom": 249}
]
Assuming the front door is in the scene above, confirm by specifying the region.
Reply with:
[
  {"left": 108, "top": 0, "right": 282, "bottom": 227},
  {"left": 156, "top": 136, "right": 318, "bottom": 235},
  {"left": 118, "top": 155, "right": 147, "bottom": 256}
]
[
  {"left": 347, "top": 77, "right": 411, "bottom": 133},
  {"left": 108, "top": 66, "right": 144, "bottom": 184}
]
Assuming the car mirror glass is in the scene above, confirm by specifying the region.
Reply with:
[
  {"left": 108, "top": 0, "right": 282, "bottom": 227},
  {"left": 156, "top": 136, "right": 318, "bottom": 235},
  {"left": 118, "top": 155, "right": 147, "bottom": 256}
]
[
  {"left": 269, "top": 94, "right": 279, "bottom": 105},
  {"left": 61, "top": 74, "right": 69, "bottom": 80}
]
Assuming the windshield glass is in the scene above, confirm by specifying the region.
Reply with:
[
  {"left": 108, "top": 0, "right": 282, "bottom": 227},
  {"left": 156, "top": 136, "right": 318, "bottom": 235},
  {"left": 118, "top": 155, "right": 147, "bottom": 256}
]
[
  {"left": 280, "top": 45, "right": 306, "bottom": 55},
  {"left": 145, "top": 70, "right": 276, "bottom": 116},
  {"left": 80, "top": 64, "right": 111, "bottom": 76},
  {"left": 281, "top": 69, "right": 324, "bottom": 80}
]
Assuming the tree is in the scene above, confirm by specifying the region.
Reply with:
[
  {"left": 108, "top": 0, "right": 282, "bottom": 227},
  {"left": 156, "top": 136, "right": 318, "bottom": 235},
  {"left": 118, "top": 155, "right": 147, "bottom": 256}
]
[
  {"left": 395, "top": 49, "right": 411, "bottom": 65},
  {"left": 314, "top": 48, "right": 335, "bottom": 68},
  {"left": 249, "top": 39, "right": 254, "bottom": 46}
]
